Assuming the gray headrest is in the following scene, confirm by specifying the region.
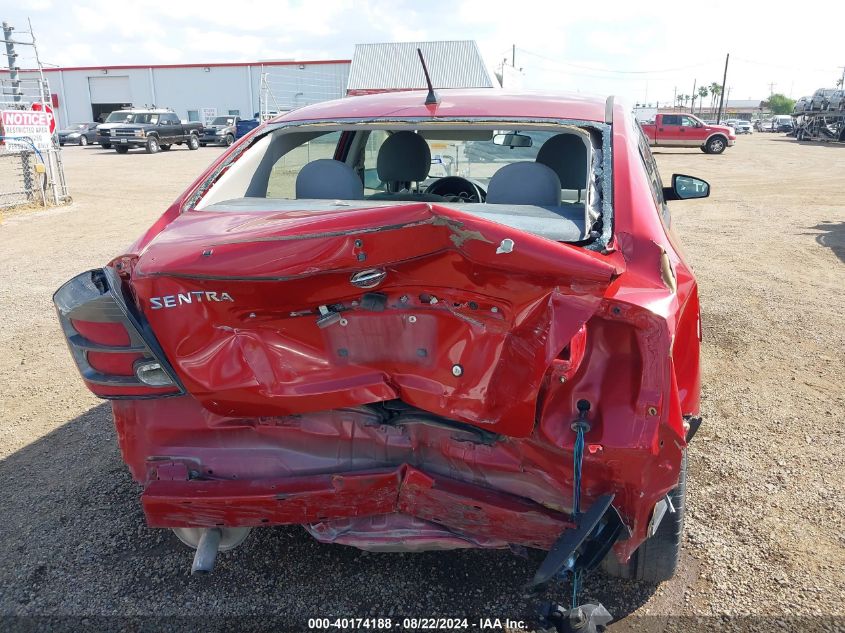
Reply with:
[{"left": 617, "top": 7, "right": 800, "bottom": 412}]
[
  {"left": 536, "top": 133, "right": 588, "bottom": 190},
  {"left": 295, "top": 159, "right": 363, "bottom": 200},
  {"left": 486, "top": 162, "right": 562, "bottom": 206},
  {"left": 377, "top": 131, "right": 431, "bottom": 183}
]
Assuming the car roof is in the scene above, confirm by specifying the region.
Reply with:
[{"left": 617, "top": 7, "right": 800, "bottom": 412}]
[{"left": 272, "top": 89, "right": 610, "bottom": 124}]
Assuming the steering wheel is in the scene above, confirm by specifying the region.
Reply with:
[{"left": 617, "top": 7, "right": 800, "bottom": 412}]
[{"left": 424, "top": 176, "right": 485, "bottom": 203}]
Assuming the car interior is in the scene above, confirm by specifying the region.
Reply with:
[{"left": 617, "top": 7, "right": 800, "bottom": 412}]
[{"left": 195, "top": 123, "right": 607, "bottom": 244}]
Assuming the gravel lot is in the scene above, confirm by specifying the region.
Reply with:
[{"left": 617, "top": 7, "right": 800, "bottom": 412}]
[{"left": 1, "top": 135, "right": 843, "bottom": 632}]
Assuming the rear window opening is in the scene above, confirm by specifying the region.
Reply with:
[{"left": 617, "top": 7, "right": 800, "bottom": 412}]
[{"left": 193, "top": 121, "right": 611, "bottom": 245}]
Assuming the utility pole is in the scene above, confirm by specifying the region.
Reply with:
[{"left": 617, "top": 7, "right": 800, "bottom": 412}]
[
  {"left": 691, "top": 79, "right": 697, "bottom": 113},
  {"left": 768, "top": 81, "right": 776, "bottom": 96},
  {"left": 3, "top": 21, "right": 22, "bottom": 103},
  {"left": 717, "top": 53, "right": 729, "bottom": 124},
  {"left": 512, "top": 44, "right": 515, "bottom": 68},
  {"left": 839, "top": 67, "right": 845, "bottom": 87},
  {"left": 673, "top": 86, "right": 677, "bottom": 110}
]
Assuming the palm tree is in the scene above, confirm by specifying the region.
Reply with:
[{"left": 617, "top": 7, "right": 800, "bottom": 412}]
[
  {"left": 698, "top": 86, "right": 709, "bottom": 115},
  {"left": 709, "top": 82, "right": 722, "bottom": 112}
]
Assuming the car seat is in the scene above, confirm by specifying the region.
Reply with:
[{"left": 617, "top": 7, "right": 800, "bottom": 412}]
[
  {"left": 368, "top": 131, "right": 444, "bottom": 202},
  {"left": 485, "top": 162, "right": 562, "bottom": 206},
  {"left": 295, "top": 159, "right": 364, "bottom": 200},
  {"left": 535, "top": 133, "right": 589, "bottom": 202}
]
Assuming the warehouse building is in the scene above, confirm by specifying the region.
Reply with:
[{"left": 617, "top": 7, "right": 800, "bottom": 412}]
[
  {"left": 5, "top": 59, "right": 351, "bottom": 128},
  {"left": 2, "top": 39, "right": 498, "bottom": 129}
]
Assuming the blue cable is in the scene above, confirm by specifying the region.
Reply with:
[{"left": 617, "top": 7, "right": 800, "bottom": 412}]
[
  {"left": 572, "top": 422, "right": 586, "bottom": 518},
  {"left": 569, "top": 406, "right": 589, "bottom": 608},
  {"left": 0, "top": 136, "right": 46, "bottom": 163}
]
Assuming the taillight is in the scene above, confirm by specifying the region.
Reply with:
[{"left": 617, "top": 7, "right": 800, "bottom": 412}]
[{"left": 53, "top": 267, "right": 183, "bottom": 398}]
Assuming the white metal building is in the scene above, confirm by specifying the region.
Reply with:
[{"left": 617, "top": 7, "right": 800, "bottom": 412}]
[
  {"left": 5, "top": 59, "right": 351, "bottom": 127},
  {"left": 347, "top": 40, "right": 495, "bottom": 95}
]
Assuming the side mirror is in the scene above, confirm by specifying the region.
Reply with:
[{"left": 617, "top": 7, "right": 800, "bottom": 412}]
[{"left": 663, "top": 174, "right": 710, "bottom": 201}]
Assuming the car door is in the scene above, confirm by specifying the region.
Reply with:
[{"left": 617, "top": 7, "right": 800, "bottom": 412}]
[
  {"left": 658, "top": 114, "right": 683, "bottom": 146},
  {"left": 678, "top": 115, "right": 705, "bottom": 144},
  {"left": 168, "top": 114, "right": 184, "bottom": 142}
]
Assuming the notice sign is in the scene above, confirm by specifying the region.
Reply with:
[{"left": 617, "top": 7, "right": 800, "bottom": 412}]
[
  {"left": 1, "top": 109, "right": 54, "bottom": 152},
  {"left": 200, "top": 107, "right": 217, "bottom": 126}
]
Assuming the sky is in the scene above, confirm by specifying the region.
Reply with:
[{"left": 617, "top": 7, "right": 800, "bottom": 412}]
[{"left": 4, "top": 0, "right": 845, "bottom": 106}]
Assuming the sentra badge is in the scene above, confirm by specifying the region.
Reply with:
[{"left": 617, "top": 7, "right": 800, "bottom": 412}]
[{"left": 150, "top": 291, "right": 234, "bottom": 310}]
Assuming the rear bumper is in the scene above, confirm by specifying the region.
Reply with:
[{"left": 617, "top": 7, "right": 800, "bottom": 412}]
[{"left": 143, "top": 464, "right": 575, "bottom": 549}]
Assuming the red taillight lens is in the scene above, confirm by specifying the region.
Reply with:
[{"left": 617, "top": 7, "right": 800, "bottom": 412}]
[
  {"left": 87, "top": 351, "right": 143, "bottom": 376},
  {"left": 70, "top": 320, "right": 130, "bottom": 346},
  {"left": 53, "top": 268, "right": 182, "bottom": 399}
]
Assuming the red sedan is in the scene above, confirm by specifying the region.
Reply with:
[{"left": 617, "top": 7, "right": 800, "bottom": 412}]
[{"left": 54, "top": 88, "right": 707, "bottom": 618}]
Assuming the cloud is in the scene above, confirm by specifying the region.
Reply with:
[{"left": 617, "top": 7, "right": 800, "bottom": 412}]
[{"left": 4, "top": 0, "right": 845, "bottom": 103}]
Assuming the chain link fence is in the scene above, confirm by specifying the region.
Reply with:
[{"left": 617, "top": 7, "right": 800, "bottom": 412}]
[{"left": 0, "top": 143, "right": 43, "bottom": 209}]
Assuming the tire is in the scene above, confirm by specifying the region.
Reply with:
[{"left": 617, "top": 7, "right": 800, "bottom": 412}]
[
  {"left": 224, "top": 133, "right": 235, "bottom": 146},
  {"left": 699, "top": 146, "right": 707, "bottom": 153},
  {"left": 602, "top": 452, "right": 687, "bottom": 583},
  {"left": 704, "top": 135, "right": 727, "bottom": 154},
  {"left": 101, "top": 142, "right": 111, "bottom": 149},
  {"left": 187, "top": 134, "right": 200, "bottom": 150},
  {"left": 160, "top": 144, "right": 172, "bottom": 151},
  {"left": 115, "top": 145, "right": 129, "bottom": 154},
  {"left": 79, "top": 136, "right": 88, "bottom": 146},
  {"left": 145, "top": 136, "right": 160, "bottom": 154}
]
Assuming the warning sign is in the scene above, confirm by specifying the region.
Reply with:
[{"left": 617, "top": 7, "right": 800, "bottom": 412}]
[{"left": 1, "top": 109, "right": 54, "bottom": 152}]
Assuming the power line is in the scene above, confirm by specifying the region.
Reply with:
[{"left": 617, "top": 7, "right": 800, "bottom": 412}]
[
  {"left": 732, "top": 56, "right": 837, "bottom": 74},
  {"left": 518, "top": 60, "right": 679, "bottom": 82},
  {"left": 516, "top": 47, "right": 717, "bottom": 75}
]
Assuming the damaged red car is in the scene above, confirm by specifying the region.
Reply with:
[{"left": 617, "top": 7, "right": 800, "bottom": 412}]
[{"left": 54, "top": 88, "right": 706, "bottom": 612}]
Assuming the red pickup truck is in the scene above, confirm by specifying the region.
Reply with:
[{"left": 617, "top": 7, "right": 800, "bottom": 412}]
[{"left": 641, "top": 113, "right": 735, "bottom": 154}]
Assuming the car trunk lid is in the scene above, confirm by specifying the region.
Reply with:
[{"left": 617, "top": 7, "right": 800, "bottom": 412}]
[{"left": 129, "top": 202, "right": 620, "bottom": 438}]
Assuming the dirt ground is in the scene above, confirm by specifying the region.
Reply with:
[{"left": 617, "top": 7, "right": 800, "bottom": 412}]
[{"left": 0, "top": 135, "right": 843, "bottom": 632}]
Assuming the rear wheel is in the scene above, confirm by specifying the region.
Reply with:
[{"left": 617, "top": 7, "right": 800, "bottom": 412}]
[
  {"left": 602, "top": 452, "right": 686, "bottom": 583},
  {"left": 115, "top": 145, "right": 129, "bottom": 154},
  {"left": 224, "top": 133, "right": 235, "bottom": 146},
  {"left": 704, "top": 136, "right": 727, "bottom": 154},
  {"left": 187, "top": 134, "right": 200, "bottom": 150},
  {"left": 79, "top": 136, "right": 89, "bottom": 146},
  {"left": 145, "top": 136, "right": 160, "bottom": 154},
  {"left": 101, "top": 142, "right": 112, "bottom": 149}
]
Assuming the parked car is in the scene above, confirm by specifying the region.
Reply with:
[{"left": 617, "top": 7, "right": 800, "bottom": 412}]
[
  {"left": 58, "top": 122, "right": 98, "bottom": 146},
  {"left": 97, "top": 109, "right": 203, "bottom": 154},
  {"left": 199, "top": 115, "right": 240, "bottom": 147},
  {"left": 640, "top": 113, "right": 736, "bottom": 153},
  {"left": 53, "top": 90, "right": 706, "bottom": 610},
  {"left": 235, "top": 118, "right": 261, "bottom": 139},
  {"left": 826, "top": 90, "right": 845, "bottom": 112},
  {"left": 772, "top": 115, "right": 794, "bottom": 132},
  {"left": 95, "top": 109, "right": 140, "bottom": 148},
  {"left": 809, "top": 88, "right": 839, "bottom": 111},
  {"left": 733, "top": 120, "right": 752, "bottom": 134},
  {"left": 793, "top": 97, "right": 810, "bottom": 114}
]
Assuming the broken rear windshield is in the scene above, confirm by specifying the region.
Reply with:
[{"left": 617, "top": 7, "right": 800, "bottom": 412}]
[{"left": 190, "top": 120, "right": 613, "bottom": 248}]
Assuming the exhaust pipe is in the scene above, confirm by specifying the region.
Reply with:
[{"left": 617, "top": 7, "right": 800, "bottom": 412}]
[{"left": 190, "top": 527, "right": 222, "bottom": 575}]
